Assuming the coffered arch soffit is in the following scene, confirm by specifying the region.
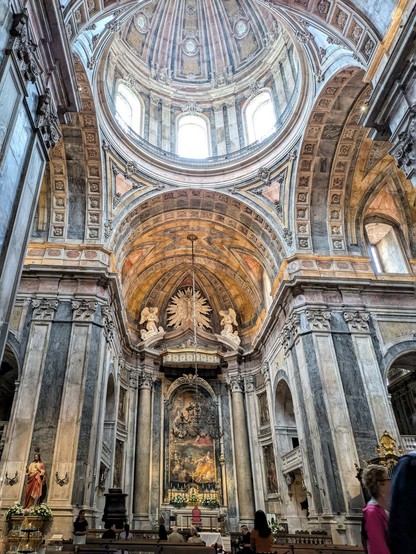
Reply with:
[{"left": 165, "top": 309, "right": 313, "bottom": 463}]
[
  {"left": 293, "top": 66, "right": 368, "bottom": 253},
  {"left": 65, "top": 0, "right": 380, "bottom": 70}
]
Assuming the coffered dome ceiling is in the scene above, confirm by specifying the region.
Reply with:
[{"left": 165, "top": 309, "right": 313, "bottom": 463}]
[
  {"left": 119, "top": 0, "right": 284, "bottom": 88},
  {"left": 96, "top": 0, "right": 302, "bottom": 171}
]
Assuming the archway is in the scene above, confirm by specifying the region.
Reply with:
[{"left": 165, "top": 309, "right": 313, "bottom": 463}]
[
  {"left": 0, "top": 346, "right": 19, "bottom": 461},
  {"left": 386, "top": 351, "right": 416, "bottom": 451}
]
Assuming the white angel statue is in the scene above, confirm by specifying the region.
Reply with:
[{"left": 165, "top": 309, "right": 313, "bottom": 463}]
[
  {"left": 219, "top": 308, "right": 241, "bottom": 346},
  {"left": 139, "top": 306, "right": 164, "bottom": 340}
]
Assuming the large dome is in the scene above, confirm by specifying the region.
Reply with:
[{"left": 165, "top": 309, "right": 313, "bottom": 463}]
[
  {"left": 120, "top": 0, "right": 285, "bottom": 88},
  {"left": 98, "top": 0, "right": 302, "bottom": 167}
]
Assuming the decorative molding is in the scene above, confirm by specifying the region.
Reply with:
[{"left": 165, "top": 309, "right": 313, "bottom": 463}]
[
  {"left": 102, "top": 304, "right": 115, "bottom": 342},
  {"left": 4, "top": 471, "right": 19, "bottom": 486},
  {"left": 36, "top": 89, "right": 61, "bottom": 149},
  {"left": 260, "top": 363, "right": 271, "bottom": 384},
  {"left": 391, "top": 116, "right": 416, "bottom": 183},
  {"left": 282, "top": 313, "right": 301, "bottom": 354},
  {"left": 32, "top": 298, "right": 58, "bottom": 320},
  {"left": 55, "top": 471, "right": 69, "bottom": 486},
  {"left": 244, "top": 375, "right": 255, "bottom": 392},
  {"left": 7, "top": 10, "right": 41, "bottom": 84}
]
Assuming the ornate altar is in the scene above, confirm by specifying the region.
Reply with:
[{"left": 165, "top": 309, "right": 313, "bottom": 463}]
[{"left": 164, "top": 374, "right": 223, "bottom": 508}]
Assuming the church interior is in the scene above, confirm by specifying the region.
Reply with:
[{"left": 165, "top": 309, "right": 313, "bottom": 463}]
[{"left": 0, "top": 0, "right": 415, "bottom": 549}]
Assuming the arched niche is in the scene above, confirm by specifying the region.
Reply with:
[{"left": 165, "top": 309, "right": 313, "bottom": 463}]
[
  {"left": 386, "top": 351, "right": 416, "bottom": 441},
  {"left": 0, "top": 346, "right": 19, "bottom": 461},
  {"left": 163, "top": 374, "right": 222, "bottom": 506},
  {"left": 275, "top": 378, "right": 298, "bottom": 454}
]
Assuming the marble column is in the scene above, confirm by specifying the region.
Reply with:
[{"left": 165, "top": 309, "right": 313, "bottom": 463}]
[
  {"left": 48, "top": 299, "right": 98, "bottom": 509},
  {"left": 228, "top": 374, "right": 254, "bottom": 522},
  {"left": 304, "top": 309, "right": 361, "bottom": 527},
  {"left": 343, "top": 311, "right": 399, "bottom": 439},
  {"left": 243, "top": 373, "right": 264, "bottom": 511},
  {"left": 0, "top": 298, "right": 58, "bottom": 505},
  {"left": 133, "top": 372, "right": 154, "bottom": 524}
]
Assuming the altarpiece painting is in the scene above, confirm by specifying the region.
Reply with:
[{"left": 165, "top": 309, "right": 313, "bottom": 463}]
[{"left": 164, "top": 375, "right": 222, "bottom": 504}]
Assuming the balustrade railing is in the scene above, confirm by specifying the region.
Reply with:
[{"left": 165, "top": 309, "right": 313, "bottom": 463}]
[
  {"left": 401, "top": 435, "right": 416, "bottom": 452},
  {"left": 281, "top": 446, "right": 302, "bottom": 473}
]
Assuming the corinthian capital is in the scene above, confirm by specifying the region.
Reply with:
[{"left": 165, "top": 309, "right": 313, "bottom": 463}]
[
  {"left": 344, "top": 311, "right": 370, "bottom": 332},
  {"left": 32, "top": 298, "right": 58, "bottom": 320},
  {"left": 72, "top": 299, "right": 98, "bottom": 321},
  {"left": 305, "top": 309, "right": 331, "bottom": 331},
  {"left": 227, "top": 374, "right": 244, "bottom": 393},
  {"left": 139, "top": 373, "right": 155, "bottom": 390}
]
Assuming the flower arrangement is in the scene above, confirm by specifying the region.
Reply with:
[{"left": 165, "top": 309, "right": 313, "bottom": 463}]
[
  {"left": 201, "top": 498, "right": 220, "bottom": 508},
  {"left": 6, "top": 502, "right": 24, "bottom": 520},
  {"left": 188, "top": 493, "right": 199, "bottom": 503},
  {"left": 170, "top": 494, "right": 187, "bottom": 507},
  {"left": 268, "top": 517, "right": 286, "bottom": 534},
  {"left": 29, "top": 503, "right": 53, "bottom": 518}
]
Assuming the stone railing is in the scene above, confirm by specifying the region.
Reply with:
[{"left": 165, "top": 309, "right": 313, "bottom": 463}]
[
  {"left": 281, "top": 446, "right": 302, "bottom": 474},
  {"left": 401, "top": 435, "right": 416, "bottom": 452},
  {"left": 274, "top": 532, "right": 331, "bottom": 545}
]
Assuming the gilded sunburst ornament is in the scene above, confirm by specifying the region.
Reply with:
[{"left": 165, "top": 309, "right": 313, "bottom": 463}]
[{"left": 167, "top": 287, "right": 212, "bottom": 330}]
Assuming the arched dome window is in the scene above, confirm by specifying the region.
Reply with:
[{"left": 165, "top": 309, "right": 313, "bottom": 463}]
[
  {"left": 177, "top": 114, "right": 210, "bottom": 159},
  {"left": 115, "top": 82, "right": 143, "bottom": 136},
  {"left": 245, "top": 91, "right": 276, "bottom": 144},
  {"left": 365, "top": 219, "right": 409, "bottom": 274}
]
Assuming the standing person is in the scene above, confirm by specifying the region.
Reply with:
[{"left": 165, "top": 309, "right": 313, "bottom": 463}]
[
  {"left": 361, "top": 464, "right": 391, "bottom": 554},
  {"left": 239, "top": 525, "right": 251, "bottom": 551},
  {"left": 158, "top": 517, "right": 168, "bottom": 541},
  {"left": 73, "top": 510, "right": 89, "bottom": 545},
  {"left": 250, "top": 510, "right": 274, "bottom": 553},
  {"left": 389, "top": 451, "right": 416, "bottom": 554},
  {"left": 24, "top": 452, "right": 47, "bottom": 509}
]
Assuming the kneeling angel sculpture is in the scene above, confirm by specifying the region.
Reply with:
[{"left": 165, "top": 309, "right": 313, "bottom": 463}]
[
  {"left": 219, "top": 308, "right": 241, "bottom": 346},
  {"left": 140, "top": 306, "right": 164, "bottom": 340}
]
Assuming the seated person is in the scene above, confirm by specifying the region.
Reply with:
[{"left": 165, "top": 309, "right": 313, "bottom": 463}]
[
  {"left": 239, "top": 525, "right": 251, "bottom": 550},
  {"left": 191, "top": 505, "right": 202, "bottom": 528},
  {"left": 167, "top": 526, "right": 184, "bottom": 543},
  {"left": 102, "top": 523, "right": 117, "bottom": 539},
  {"left": 119, "top": 524, "right": 133, "bottom": 540},
  {"left": 188, "top": 526, "right": 205, "bottom": 544}
]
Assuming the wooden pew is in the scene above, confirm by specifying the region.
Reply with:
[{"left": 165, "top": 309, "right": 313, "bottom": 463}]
[{"left": 78, "top": 539, "right": 212, "bottom": 554}]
